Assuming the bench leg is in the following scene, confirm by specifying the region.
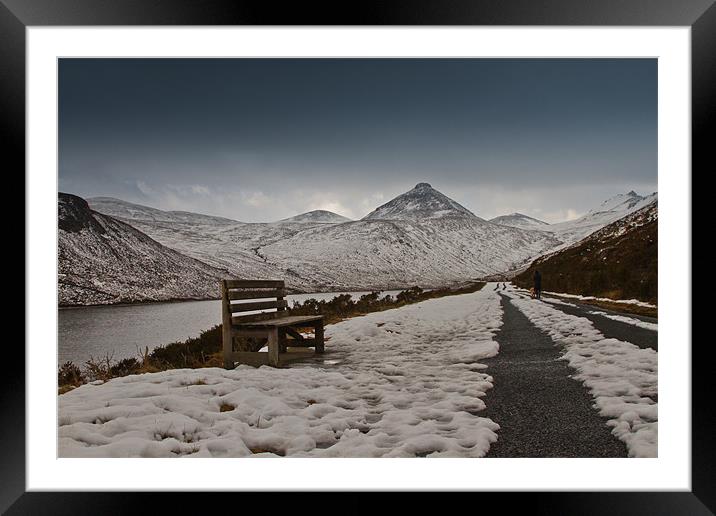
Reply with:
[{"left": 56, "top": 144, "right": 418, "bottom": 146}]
[
  {"left": 221, "top": 281, "right": 234, "bottom": 369},
  {"left": 222, "top": 329, "right": 234, "bottom": 370},
  {"left": 279, "top": 328, "right": 288, "bottom": 353},
  {"left": 315, "top": 322, "right": 325, "bottom": 354},
  {"left": 268, "top": 328, "right": 280, "bottom": 367}
]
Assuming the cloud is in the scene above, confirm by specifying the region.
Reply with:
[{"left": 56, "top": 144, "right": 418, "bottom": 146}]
[
  {"left": 241, "top": 191, "right": 273, "bottom": 208},
  {"left": 307, "top": 200, "right": 353, "bottom": 219},
  {"left": 540, "top": 208, "right": 584, "bottom": 223},
  {"left": 166, "top": 184, "right": 212, "bottom": 196},
  {"left": 136, "top": 180, "right": 154, "bottom": 196}
]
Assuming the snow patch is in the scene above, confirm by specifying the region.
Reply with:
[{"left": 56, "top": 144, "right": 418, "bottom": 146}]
[
  {"left": 59, "top": 287, "right": 504, "bottom": 458},
  {"left": 587, "top": 311, "right": 658, "bottom": 332},
  {"left": 547, "top": 292, "right": 657, "bottom": 309}
]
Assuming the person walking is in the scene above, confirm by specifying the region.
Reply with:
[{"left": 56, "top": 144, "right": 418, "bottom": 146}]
[{"left": 533, "top": 270, "right": 542, "bottom": 299}]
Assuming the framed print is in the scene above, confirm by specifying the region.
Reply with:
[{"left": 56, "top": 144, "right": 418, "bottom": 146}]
[{"left": 4, "top": 0, "right": 713, "bottom": 513}]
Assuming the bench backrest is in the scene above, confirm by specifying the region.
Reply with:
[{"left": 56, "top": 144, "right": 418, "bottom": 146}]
[{"left": 221, "top": 279, "right": 288, "bottom": 325}]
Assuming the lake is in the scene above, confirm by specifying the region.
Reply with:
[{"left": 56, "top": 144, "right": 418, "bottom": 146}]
[{"left": 58, "top": 290, "right": 404, "bottom": 366}]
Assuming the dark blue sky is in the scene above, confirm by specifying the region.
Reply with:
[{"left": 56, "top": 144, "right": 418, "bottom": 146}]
[{"left": 59, "top": 58, "right": 657, "bottom": 222}]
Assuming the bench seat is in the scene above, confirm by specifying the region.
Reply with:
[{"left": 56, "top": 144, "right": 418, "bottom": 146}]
[{"left": 234, "top": 314, "right": 323, "bottom": 328}]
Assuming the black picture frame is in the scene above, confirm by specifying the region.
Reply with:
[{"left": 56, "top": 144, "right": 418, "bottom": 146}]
[{"left": 4, "top": 0, "right": 713, "bottom": 513}]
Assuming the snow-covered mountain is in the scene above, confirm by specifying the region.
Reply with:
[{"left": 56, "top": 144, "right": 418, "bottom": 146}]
[
  {"left": 590, "top": 190, "right": 650, "bottom": 213},
  {"left": 260, "top": 215, "right": 562, "bottom": 290},
  {"left": 86, "top": 198, "right": 316, "bottom": 282},
  {"left": 514, "top": 200, "right": 658, "bottom": 303},
  {"left": 363, "top": 183, "right": 477, "bottom": 221},
  {"left": 86, "top": 185, "right": 560, "bottom": 292},
  {"left": 490, "top": 213, "right": 550, "bottom": 231},
  {"left": 258, "top": 183, "right": 562, "bottom": 289},
  {"left": 279, "top": 210, "right": 352, "bottom": 223},
  {"left": 590, "top": 198, "right": 658, "bottom": 240},
  {"left": 88, "top": 197, "right": 239, "bottom": 225},
  {"left": 489, "top": 191, "right": 656, "bottom": 241},
  {"left": 59, "top": 193, "right": 227, "bottom": 306},
  {"left": 74, "top": 186, "right": 658, "bottom": 301},
  {"left": 548, "top": 191, "right": 657, "bottom": 245},
  {"left": 524, "top": 191, "right": 658, "bottom": 248}
]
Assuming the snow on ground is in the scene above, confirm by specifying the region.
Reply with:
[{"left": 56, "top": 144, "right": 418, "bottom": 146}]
[
  {"left": 541, "top": 298, "right": 658, "bottom": 331},
  {"left": 59, "top": 286, "right": 503, "bottom": 458},
  {"left": 541, "top": 297, "right": 578, "bottom": 307},
  {"left": 587, "top": 311, "right": 658, "bottom": 331},
  {"left": 546, "top": 291, "right": 657, "bottom": 309},
  {"left": 504, "top": 286, "right": 657, "bottom": 457}
]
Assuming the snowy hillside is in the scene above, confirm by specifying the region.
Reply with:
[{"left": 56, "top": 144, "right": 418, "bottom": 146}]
[
  {"left": 87, "top": 198, "right": 318, "bottom": 286},
  {"left": 88, "top": 197, "right": 239, "bottom": 225},
  {"left": 363, "top": 183, "right": 477, "bottom": 221},
  {"left": 261, "top": 216, "right": 562, "bottom": 290},
  {"left": 78, "top": 186, "right": 657, "bottom": 298},
  {"left": 490, "top": 213, "right": 550, "bottom": 231},
  {"left": 514, "top": 200, "right": 658, "bottom": 303},
  {"left": 548, "top": 191, "right": 657, "bottom": 245},
  {"left": 279, "top": 210, "right": 352, "bottom": 223},
  {"left": 258, "top": 183, "right": 562, "bottom": 289},
  {"left": 59, "top": 193, "right": 228, "bottom": 306},
  {"left": 87, "top": 186, "right": 560, "bottom": 292},
  {"left": 590, "top": 190, "right": 651, "bottom": 213},
  {"left": 104, "top": 218, "right": 331, "bottom": 289},
  {"left": 589, "top": 198, "right": 658, "bottom": 240}
]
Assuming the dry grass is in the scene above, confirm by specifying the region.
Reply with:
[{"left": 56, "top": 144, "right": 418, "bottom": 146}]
[
  {"left": 58, "top": 384, "right": 77, "bottom": 395},
  {"left": 249, "top": 447, "right": 285, "bottom": 456},
  {"left": 219, "top": 402, "right": 235, "bottom": 412}
]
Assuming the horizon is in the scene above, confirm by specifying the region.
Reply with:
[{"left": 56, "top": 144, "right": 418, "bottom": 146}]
[
  {"left": 59, "top": 58, "right": 657, "bottom": 224},
  {"left": 63, "top": 183, "right": 657, "bottom": 225}
]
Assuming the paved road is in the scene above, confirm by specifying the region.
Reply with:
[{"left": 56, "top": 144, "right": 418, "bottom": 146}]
[
  {"left": 542, "top": 295, "right": 657, "bottom": 351},
  {"left": 481, "top": 293, "right": 628, "bottom": 457}
]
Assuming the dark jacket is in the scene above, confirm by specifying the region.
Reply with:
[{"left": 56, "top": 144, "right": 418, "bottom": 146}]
[{"left": 533, "top": 271, "right": 542, "bottom": 290}]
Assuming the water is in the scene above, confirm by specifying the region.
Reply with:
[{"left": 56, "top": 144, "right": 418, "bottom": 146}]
[{"left": 58, "top": 290, "right": 403, "bottom": 366}]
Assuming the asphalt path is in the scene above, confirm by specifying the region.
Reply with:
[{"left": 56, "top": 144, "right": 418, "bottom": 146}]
[
  {"left": 542, "top": 295, "right": 657, "bottom": 351},
  {"left": 481, "top": 293, "right": 628, "bottom": 457}
]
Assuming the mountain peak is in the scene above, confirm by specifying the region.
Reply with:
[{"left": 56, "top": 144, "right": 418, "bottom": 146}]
[
  {"left": 279, "top": 210, "right": 352, "bottom": 224},
  {"left": 362, "top": 183, "right": 477, "bottom": 221},
  {"left": 591, "top": 191, "right": 647, "bottom": 214},
  {"left": 59, "top": 192, "right": 103, "bottom": 234}
]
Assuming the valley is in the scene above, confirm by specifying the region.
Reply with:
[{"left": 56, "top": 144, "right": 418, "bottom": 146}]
[{"left": 58, "top": 184, "right": 657, "bottom": 306}]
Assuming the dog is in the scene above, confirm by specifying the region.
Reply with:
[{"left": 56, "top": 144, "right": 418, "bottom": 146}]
[{"left": 529, "top": 287, "right": 536, "bottom": 299}]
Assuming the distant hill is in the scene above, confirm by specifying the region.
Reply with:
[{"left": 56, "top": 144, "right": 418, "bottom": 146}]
[
  {"left": 548, "top": 191, "right": 657, "bottom": 245},
  {"left": 490, "top": 213, "right": 550, "bottom": 231},
  {"left": 86, "top": 183, "right": 561, "bottom": 291},
  {"left": 88, "top": 197, "right": 240, "bottom": 225},
  {"left": 72, "top": 186, "right": 658, "bottom": 300},
  {"left": 513, "top": 200, "right": 657, "bottom": 304},
  {"left": 260, "top": 183, "right": 561, "bottom": 289},
  {"left": 279, "top": 210, "right": 352, "bottom": 223},
  {"left": 59, "top": 193, "right": 227, "bottom": 305}
]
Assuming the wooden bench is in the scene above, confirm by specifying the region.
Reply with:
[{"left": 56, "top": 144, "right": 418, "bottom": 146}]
[{"left": 221, "top": 279, "right": 325, "bottom": 368}]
